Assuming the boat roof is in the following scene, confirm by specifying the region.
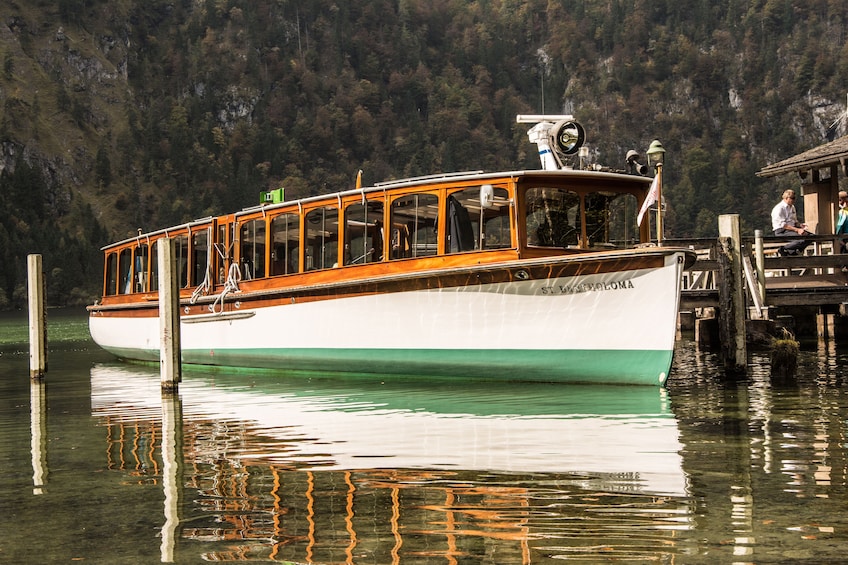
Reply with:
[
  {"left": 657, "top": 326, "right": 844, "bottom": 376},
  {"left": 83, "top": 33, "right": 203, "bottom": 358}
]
[{"left": 103, "top": 167, "right": 651, "bottom": 250}]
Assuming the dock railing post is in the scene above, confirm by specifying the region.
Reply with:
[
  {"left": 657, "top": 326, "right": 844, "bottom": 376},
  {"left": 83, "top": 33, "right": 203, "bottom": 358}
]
[
  {"left": 754, "top": 229, "right": 766, "bottom": 307},
  {"left": 158, "top": 238, "right": 182, "bottom": 391},
  {"left": 718, "top": 214, "right": 747, "bottom": 375},
  {"left": 27, "top": 254, "right": 47, "bottom": 379}
]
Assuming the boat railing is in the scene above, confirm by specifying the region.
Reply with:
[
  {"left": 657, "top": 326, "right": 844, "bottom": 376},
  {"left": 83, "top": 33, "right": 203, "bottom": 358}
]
[{"left": 374, "top": 170, "right": 485, "bottom": 188}]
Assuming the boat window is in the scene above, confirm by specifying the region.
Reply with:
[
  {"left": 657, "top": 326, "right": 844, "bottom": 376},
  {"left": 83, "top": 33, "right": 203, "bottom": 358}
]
[
  {"left": 134, "top": 244, "right": 149, "bottom": 292},
  {"left": 585, "top": 192, "right": 640, "bottom": 248},
  {"left": 150, "top": 242, "right": 159, "bottom": 291},
  {"left": 525, "top": 187, "right": 581, "bottom": 248},
  {"left": 191, "top": 229, "right": 210, "bottom": 287},
  {"left": 175, "top": 235, "right": 190, "bottom": 288},
  {"left": 118, "top": 248, "right": 133, "bottom": 294},
  {"left": 305, "top": 206, "right": 340, "bottom": 270},
  {"left": 270, "top": 213, "right": 300, "bottom": 275},
  {"left": 482, "top": 188, "right": 512, "bottom": 249},
  {"left": 215, "top": 223, "right": 231, "bottom": 284},
  {"left": 104, "top": 252, "right": 118, "bottom": 296},
  {"left": 240, "top": 219, "right": 266, "bottom": 280},
  {"left": 390, "top": 194, "right": 438, "bottom": 259},
  {"left": 446, "top": 186, "right": 512, "bottom": 253},
  {"left": 344, "top": 200, "right": 384, "bottom": 265}
]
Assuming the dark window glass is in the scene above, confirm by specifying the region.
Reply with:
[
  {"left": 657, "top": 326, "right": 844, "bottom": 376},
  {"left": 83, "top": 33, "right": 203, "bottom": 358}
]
[
  {"left": 344, "top": 201, "right": 384, "bottom": 265},
  {"left": 585, "top": 192, "right": 639, "bottom": 248},
  {"left": 305, "top": 207, "right": 339, "bottom": 270},
  {"left": 525, "top": 187, "right": 581, "bottom": 248},
  {"left": 240, "top": 219, "right": 267, "bottom": 279},
  {"left": 390, "top": 194, "right": 438, "bottom": 259},
  {"left": 118, "top": 248, "right": 132, "bottom": 294},
  {"left": 105, "top": 252, "right": 118, "bottom": 296},
  {"left": 191, "top": 229, "right": 209, "bottom": 286},
  {"left": 134, "top": 244, "right": 149, "bottom": 292},
  {"left": 271, "top": 213, "right": 301, "bottom": 275},
  {"left": 175, "top": 235, "right": 189, "bottom": 288},
  {"left": 446, "top": 186, "right": 512, "bottom": 253},
  {"left": 150, "top": 243, "right": 159, "bottom": 292}
]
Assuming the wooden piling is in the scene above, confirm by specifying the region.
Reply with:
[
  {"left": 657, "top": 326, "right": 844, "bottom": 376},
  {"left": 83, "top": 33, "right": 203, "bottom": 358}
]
[
  {"left": 158, "top": 238, "right": 182, "bottom": 391},
  {"left": 27, "top": 254, "right": 47, "bottom": 379},
  {"left": 817, "top": 310, "right": 835, "bottom": 339},
  {"left": 717, "top": 215, "right": 747, "bottom": 375},
  {"left": 695, "top": 315, "right": 719, "bottom": 348}
]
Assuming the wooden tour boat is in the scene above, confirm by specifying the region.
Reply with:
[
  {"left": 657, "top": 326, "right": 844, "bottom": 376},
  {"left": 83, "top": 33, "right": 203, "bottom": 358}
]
[{"left": 89, "top": 115, "right": 696, "bottom": 385}]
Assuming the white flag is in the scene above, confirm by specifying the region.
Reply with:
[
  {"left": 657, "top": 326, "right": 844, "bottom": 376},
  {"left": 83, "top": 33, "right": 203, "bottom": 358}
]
[{"left": 637, "top": 175, "right": 660, "bottom": 226}]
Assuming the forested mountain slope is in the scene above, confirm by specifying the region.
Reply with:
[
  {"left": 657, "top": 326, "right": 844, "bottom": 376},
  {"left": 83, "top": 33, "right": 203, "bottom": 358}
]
[{"left": 1, "top": 0, "right": 846, "bottom": 307}]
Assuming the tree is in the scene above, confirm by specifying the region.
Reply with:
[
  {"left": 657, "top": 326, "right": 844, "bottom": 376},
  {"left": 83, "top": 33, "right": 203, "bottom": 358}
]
[{"left": 95, "top": 145, "right": 112, "bottom": 188}]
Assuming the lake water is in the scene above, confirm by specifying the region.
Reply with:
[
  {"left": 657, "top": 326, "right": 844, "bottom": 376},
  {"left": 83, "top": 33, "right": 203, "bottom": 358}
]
[{"left": 1, "top": 309, "right": 847, "bottom": 564}]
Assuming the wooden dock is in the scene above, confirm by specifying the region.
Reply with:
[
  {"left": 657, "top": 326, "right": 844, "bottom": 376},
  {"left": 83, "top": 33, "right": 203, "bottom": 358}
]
[
  {"left": 673, "top": 230, "right": 848, "bottom": 360},
  {"left": 679, "top": 234, "right": 848, "bottom": 310}
]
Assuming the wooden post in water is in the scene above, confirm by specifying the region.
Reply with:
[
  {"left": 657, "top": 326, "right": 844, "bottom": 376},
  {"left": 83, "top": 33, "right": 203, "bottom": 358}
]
[
  {"left": 158, "top": 238, "right": 182, "bottom": 391},
  {"left": 27, "top": 254, "right": 47, "bottom": 379},
  {"left": 718, "top": 215, "right": 747, "bottom": 375},
  {"left": 817, "top": 310, "right": 835, "bottom": 339}
]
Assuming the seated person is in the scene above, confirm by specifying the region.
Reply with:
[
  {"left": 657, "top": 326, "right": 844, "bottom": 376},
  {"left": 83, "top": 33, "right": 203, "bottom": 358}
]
[
  {"left": 771, "top": 189, "right": 811, "bottom": 256},
  {"left": 836, "top": 190, "right": 848, "bottom": 253}
]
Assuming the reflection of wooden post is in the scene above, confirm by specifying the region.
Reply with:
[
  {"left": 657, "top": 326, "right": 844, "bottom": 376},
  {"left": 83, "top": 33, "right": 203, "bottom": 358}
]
[
  {"left": 728, "top": 383, "right": 754, "bottom": 559},
  {"left": 160, "top": 393, "right": 183, "bottom": 563},
  {"left": 718, "top": 215, "right": 746, "bottom": 375},
  {"left": 306, "top": 471, "right": 316, "bottom": 560},
  {"left": 390, "top": 487, "right": 402, "bottom": 561},
  {"left": 158, "top": 238, "right": 181, "bottom": 391},
  {"left": 344, "top": 471, "right": 356, "bottom": 561},
  {"left": 27, "top": 254, "right": 47, "bottom": 379},
  {"left": 30, "top": 380, "right": 47, "bottom": 495}
]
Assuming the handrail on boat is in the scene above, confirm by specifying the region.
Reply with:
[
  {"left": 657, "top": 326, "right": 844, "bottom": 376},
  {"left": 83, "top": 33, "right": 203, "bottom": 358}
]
[{"left": 374, "top": 170, "right": 485, "bottom": 188}]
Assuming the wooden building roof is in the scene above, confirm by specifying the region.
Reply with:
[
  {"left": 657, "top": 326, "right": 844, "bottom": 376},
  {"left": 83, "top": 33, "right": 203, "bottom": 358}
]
[{"left": 757, "top": 135, "right": 848, "bottom": 178}]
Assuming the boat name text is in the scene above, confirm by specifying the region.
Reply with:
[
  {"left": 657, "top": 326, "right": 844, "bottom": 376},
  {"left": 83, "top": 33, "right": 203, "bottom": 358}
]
[{"left": 540, "top": 279, "right": 634, "bottom": 295}]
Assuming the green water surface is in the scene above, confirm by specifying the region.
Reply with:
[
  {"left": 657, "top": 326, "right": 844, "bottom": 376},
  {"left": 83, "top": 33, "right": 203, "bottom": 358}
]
[{"left": 1, "top": 309, "right": 848, "bottom": 564}]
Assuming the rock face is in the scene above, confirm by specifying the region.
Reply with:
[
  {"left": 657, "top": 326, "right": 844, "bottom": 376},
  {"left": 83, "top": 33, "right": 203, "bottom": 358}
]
[
  {"left": 1, "top": 8, "right": 131, "bottom": 220},
  {"left": 0, "top": 141, "right": 74, "bottom": 216},
  {"left": 0, "top": 5, "right": 264, "bottom": 228}
]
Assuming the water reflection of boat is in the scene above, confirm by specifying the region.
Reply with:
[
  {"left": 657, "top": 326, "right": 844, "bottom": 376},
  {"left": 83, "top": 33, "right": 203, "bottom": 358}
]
[{"left": 90, "top": 364, "right": 687, "bottom": 496}]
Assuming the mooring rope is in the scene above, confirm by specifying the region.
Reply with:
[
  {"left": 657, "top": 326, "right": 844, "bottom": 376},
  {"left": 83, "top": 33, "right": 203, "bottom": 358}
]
[{"left": 209, "top": 262, "right": 242, "bottom": 314}]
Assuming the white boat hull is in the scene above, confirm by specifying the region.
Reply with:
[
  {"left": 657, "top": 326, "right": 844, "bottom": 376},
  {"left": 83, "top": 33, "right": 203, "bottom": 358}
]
[{"left": 90, "top": 249, "right": 688, "bottom": 385}]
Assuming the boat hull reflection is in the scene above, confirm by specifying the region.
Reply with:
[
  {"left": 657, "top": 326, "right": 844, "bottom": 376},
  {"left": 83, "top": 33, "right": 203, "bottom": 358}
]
[
  {"left": 91, "top": 364, "right": 692, "bottom": 563},
  {"left": 90, "top": 364, "right": 686, "bottom": 496}
]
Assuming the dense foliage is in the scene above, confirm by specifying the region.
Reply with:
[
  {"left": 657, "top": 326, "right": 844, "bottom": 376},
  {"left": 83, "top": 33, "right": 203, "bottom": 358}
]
[{"left": 1, "top": 0, "right": 847, "bottom": 307}]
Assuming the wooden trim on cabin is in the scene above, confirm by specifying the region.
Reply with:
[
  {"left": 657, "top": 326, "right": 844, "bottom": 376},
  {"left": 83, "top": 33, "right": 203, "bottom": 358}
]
[
  {"left": 89, "top": 249, "right": 670, "bottom": 318},
  {"left": 96, "top": 171, "right": 656, "bottom": 309}
]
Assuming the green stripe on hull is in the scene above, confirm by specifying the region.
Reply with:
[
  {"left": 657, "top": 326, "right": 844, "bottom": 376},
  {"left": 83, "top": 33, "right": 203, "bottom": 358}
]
[{"left": 160, "top": 347, "right": 672, "bottom": 386}]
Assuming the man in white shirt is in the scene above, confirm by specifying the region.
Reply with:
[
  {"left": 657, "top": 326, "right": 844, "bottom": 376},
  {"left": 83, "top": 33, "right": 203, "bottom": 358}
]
[{"left": 771, "top": 189, "right": 811, "bottom": 256}]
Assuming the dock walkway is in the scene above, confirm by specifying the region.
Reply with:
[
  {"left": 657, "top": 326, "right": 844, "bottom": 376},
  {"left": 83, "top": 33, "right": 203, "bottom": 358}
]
[{"left": 676, "top": 234, "right": 848, "bottom": 311}]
